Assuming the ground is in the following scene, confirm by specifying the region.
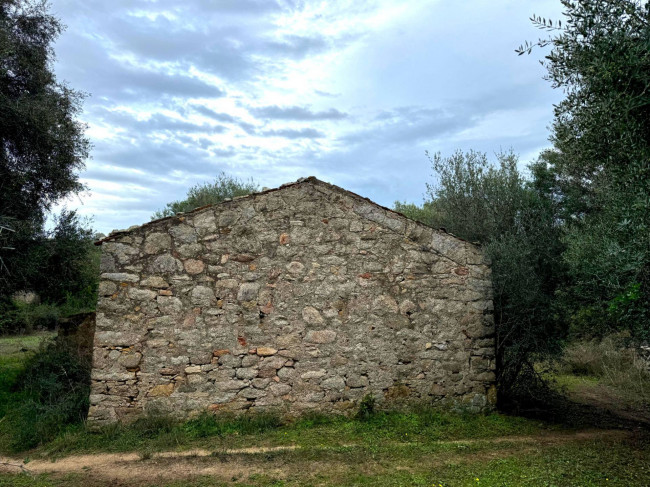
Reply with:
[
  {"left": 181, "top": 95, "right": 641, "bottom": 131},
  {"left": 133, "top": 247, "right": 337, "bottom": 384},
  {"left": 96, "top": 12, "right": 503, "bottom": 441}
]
[{"left": 0, "top": 334, "right": 648, "bottom": 487}]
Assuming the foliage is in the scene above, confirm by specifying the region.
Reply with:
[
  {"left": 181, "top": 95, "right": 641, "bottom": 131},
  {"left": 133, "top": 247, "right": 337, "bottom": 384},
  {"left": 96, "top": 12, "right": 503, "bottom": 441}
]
[
  {"left": 0, "top": 209, "right": 99, "bottom": 333},
  {"left": 424, "top": 149, "right": 525, "bottom": 242},
  {"left": 0, "top": 301, "right": 59, "bottom": 333},
  {"left": 153, "top": 172, "right": 259, "bottom": 219},
  {"left": 518, "top": 0, "right": 650, "bottom": 343},
  {"left": 398, "top": 150, "right": 566, "bottom": 403},
  {"left": 558, "top": 335, "right": 650, "bottom": 408},
  {"left": 355, "top": 393, "right": 376, "bottom": 421},
  {"left": 393, "top": 201, "right": 440, "bottom": 228},
  {"left": 0, "top": 0, "right": 91, "bottom": 304},
  {"left": 0, "top": 0, "right": 89, "bottom": 238},
  {"left": 0, "top": 337, "right": 90, "bottom": 452}
]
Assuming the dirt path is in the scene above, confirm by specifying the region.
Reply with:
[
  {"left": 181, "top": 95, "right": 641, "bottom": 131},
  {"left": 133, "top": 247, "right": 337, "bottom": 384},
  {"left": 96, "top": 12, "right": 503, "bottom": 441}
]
[{"left": 0, "top": 429, "right": 632, "bottom": 485}]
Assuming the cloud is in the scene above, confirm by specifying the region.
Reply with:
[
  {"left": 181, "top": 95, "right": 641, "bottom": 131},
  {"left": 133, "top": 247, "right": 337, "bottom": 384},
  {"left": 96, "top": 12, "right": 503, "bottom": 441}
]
[
  {"left": 93, "top": 109, "right": 227, "bottom": 135},
  {"left": 251, "top": 105, "right": 348, "bottom": 121},
  {"left": 264, "top": 34, "right": 330, "bottom": 58},
  {"left": 261, "top": 128, "right": 325, "bottom": 139},
  {"left": 47, "top": 0, "right": 565, "bottom": 234},
  {"left": 190, "top": 105, "right": 239, "bottom": 124}
]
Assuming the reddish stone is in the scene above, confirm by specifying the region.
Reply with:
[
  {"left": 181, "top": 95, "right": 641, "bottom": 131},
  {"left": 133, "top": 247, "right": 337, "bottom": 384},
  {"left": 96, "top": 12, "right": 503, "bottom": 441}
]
[
  {"left": 260, "top": 301, "right": 273, "bottom": 314},
  {"left": 183, "top": 307, "right": 201, "bottom": 327},
  {"left": 231, "top": 253, "right": 256, "bottom": 262}
]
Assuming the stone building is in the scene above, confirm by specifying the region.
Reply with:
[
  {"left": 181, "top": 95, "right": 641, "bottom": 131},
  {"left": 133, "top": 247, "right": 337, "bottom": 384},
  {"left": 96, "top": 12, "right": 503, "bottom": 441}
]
[{"left": 88, "top": 177, "right": 496, "bottom": 425}]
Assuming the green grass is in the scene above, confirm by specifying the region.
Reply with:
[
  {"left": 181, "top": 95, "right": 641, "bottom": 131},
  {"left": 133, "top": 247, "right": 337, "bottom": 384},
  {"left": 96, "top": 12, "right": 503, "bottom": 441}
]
[
  {"left": 553, "top": 373, "right": 601, "bottom": 391},
  {"left": 0, "top": 332, "right": 89, "bottom": 452},
  {"left": 32, "top": 407, "right": 550, "bottom": 458},
  {"left": 0, "top": 332, "right": 54, "bottom": 418}
]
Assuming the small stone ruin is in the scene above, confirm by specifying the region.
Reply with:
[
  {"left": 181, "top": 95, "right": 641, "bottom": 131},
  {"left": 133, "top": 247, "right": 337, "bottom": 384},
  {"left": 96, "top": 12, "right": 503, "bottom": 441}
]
[{"left": 88, "top": 177, "right": 496, "bottom": 425}]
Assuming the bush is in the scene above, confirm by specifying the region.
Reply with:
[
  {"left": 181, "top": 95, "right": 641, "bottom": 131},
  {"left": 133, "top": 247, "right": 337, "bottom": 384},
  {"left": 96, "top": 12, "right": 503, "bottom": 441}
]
[
  {"left": 355, "top": 393, "right": 376, "bottom": 421},
  {"left": 1, "top": 338, "right": 91, "bottom": 451},
  {"left": 1, "top": 209, "right": 99, "bottom": 305},
  {"left": 0, "top": 290, "right": 98, "bottom": 334},
  {"left": 0, "top": 301, "right": 60, "bottom": 334}
]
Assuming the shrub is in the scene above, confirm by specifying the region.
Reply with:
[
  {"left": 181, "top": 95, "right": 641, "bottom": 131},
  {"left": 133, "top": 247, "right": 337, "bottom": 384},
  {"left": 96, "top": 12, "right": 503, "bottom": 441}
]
[
  {"left": 2, "top": 338, "right": 91, "bottom": 451},
  {"left": 356, "top": 393, "right": 376, "bottom": 421},
  {"left": 0, "top": 301, "right": 60, "bottom": 334},
  {"left": 153, "top": 172, "right": 259, "bottom": 219}
]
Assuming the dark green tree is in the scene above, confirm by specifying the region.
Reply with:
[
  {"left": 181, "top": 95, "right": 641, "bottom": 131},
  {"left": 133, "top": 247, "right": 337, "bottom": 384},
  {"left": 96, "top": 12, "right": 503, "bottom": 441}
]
[
  {"left": 153, "top": 172, "right": 259, "bottom": 219},
  {"left": 396, "top": 150, "right": 566, "bottom": 402},
  {"left": 518, "top": 0, "right": 650, "bottom": 341},
  {"left": 0, "top": 0, "right": 90, "bottom": 221},
  {"left": 0, "top": 0, "right": 90, "bottom": 296}
]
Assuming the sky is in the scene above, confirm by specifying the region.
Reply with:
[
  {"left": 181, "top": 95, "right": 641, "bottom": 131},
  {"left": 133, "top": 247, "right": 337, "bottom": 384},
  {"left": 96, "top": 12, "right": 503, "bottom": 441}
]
[{"left": 49, "top": 0, "right": 566, "bottom": 235}]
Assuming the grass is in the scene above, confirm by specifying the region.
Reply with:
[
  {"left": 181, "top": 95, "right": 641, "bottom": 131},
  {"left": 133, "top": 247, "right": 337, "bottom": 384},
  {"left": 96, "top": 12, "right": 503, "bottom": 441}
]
[
  {"left": 29, "top": 407, "right": 550, "bottom": 458},
  {"left": 0, "top": 332, "right": 54, "bottom": 418},
  {"left": 2, "top": 432, "right": 648, "bottom": 486},
  {"left": 559, "top": 335, "right": 650, "bottom": 407},
  {"left": 0, "top": 332, "right": 89, "bottom": 452}
]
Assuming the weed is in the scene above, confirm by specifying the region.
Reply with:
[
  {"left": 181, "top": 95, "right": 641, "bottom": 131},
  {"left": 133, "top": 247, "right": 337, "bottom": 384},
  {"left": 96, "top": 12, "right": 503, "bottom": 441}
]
[
  {"left": 355, "top": 393, "right": 376, "bottom": 421},
  {"left": 138, "top": 448, "right": 153, "bottom": 461},
  {"left": 184, "top": 411, "right": 282, "bottom": 438}
]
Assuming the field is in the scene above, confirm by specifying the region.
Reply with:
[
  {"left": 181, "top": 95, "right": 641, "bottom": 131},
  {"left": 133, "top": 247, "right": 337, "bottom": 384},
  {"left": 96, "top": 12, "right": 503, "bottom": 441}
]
[{"left": 0, "top": 334, "right": 648, "bottom": 487}]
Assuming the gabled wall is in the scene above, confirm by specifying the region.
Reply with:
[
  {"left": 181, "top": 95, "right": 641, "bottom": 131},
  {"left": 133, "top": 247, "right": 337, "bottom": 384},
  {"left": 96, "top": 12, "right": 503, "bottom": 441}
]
[{"left": 88, "top": 179, "right": 495, "bottom": 425}]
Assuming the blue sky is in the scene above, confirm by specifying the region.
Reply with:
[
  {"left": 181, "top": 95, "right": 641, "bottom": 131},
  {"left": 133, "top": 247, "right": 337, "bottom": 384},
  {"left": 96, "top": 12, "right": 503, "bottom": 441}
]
[{"left": 50, "top": 0, "right": 565, "bottom": 234}]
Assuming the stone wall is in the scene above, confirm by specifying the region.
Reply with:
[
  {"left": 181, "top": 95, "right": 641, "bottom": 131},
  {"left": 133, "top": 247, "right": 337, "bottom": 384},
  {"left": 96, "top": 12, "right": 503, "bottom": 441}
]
[{"left": 88, "top": 178, "right": 496, "bottom": 425}]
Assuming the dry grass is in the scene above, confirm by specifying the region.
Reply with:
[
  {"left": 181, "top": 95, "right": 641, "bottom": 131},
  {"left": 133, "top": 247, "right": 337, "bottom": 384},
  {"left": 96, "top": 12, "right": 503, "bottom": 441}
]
[{"left": 559, "top": 335, "right": 650, "bottom": 409}]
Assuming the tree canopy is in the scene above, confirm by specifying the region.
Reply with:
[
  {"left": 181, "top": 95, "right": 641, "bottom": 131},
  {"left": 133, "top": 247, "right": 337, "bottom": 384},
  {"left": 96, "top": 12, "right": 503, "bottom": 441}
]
[
  {"left": 0, "top": 0, "right": 90, "bottom": 223},
  {"left": 152, "top": 173, "right": 259, "bottom": 219},
  {"left": 0, "top": 0, "right": 93, "bottom": 304},
  {"left": 519, "top": 0, "right": 650, "bottom": 341}
]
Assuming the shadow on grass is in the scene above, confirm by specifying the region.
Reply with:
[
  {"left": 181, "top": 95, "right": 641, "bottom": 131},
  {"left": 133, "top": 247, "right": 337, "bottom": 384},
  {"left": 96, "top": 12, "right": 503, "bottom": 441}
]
[{"left": 500, "top": 380, "right": 650, "bottom": 431}]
